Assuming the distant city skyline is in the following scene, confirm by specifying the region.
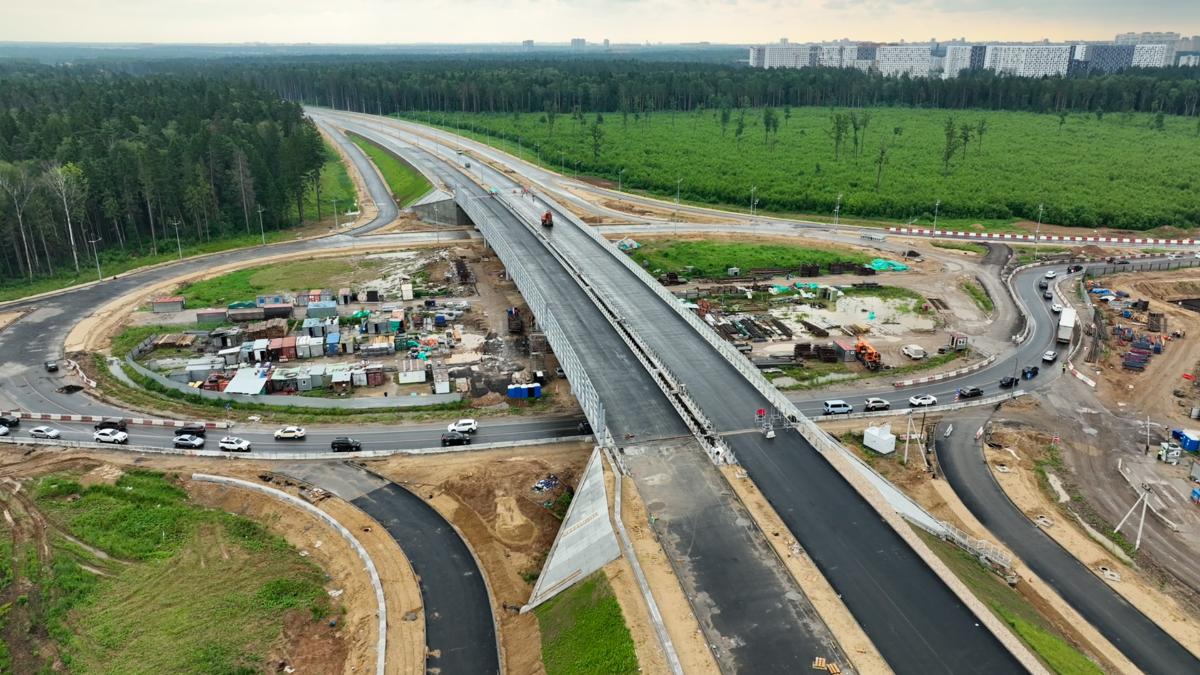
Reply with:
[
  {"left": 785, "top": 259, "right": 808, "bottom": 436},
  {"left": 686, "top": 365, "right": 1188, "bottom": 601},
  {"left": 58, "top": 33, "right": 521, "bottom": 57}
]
[{"left": 3, "top": 1, "right": 1199, "bottom": 45}]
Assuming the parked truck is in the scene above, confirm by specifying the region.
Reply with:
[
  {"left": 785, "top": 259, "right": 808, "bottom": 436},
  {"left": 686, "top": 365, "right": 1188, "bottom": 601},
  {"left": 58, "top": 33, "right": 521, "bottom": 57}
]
[{"left": 1056, "top": 307, "right": 1077, "bottom": 344}]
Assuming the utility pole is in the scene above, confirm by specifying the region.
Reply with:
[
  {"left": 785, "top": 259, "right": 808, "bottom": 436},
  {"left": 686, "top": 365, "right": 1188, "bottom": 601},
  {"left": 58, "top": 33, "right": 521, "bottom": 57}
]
[
  {"left": 1033, "top": 203, "right": 1045, "bottom": 259},
  {"left": 1114, "top": 483, "right": 1154, "bottom": 551},
  {"left": 675, "top": 177, "right": 683, "bottom": 236},
  {"left": 574, "top": 160, "right": 580, "bottom": 179},
  {"left": 87, "top": 235, "right": 102, "bottom": 281},
  {"left": 933, "top": 199, "right": 941, "bottom": 229},
  {"left": 750, "top": 186, "right": 757, "bottom": 219},
  {"left": 256, "top": 205, "right": 266, "bottom": 246},
  {"left": 834, "top": 193, "right": 843, "bottom": 227},
  {"left": 331, "top": 198, "right": 339, "bottom": 229},
  {"left": 171, "top": 218, "right": 182, "bottom": 260},
  {"left": 560, "top": 151, "right": 565, "bottom": 174}
]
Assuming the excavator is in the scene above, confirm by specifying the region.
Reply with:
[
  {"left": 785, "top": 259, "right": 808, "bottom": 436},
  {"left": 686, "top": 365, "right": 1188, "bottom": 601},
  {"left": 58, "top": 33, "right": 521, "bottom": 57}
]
[{"left": 855, "top": 337, "right": 883, "bottom": 371}]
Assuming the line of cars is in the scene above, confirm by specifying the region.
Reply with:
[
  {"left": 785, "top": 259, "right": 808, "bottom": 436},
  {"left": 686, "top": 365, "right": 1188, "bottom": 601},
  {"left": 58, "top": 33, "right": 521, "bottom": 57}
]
[{"left": 0, "top": 415, "right": 486, "bottom": 453}]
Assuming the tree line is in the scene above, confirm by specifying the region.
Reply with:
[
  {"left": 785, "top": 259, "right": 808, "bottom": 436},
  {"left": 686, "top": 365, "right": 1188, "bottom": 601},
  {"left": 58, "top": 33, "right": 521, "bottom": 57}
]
[
  {"left": 197, "top": 56, "right": 1200, "bottom": 117},
  {"left": 0, "top": 64, "right": 327, "bottom": 284}
]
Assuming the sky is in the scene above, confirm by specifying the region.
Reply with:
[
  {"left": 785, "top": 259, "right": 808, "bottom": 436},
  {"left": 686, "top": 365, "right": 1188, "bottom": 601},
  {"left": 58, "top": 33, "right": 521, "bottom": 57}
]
[{"left": 5, "top": 0, "right": 1199, "bottom": 45}]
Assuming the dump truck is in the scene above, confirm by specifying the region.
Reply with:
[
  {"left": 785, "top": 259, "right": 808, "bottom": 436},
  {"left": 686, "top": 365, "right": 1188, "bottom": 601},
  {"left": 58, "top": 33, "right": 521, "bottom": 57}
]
[
  {"left": 1056, "top": 307, "right": 1076, "bottom": 344},
  {"left": 540, "top": 211, "right": 554, "bottom": 227}
]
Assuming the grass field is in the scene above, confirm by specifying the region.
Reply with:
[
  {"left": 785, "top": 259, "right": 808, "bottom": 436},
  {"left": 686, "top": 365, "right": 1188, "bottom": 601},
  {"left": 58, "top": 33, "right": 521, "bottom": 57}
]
[
  {"left": 626, "top": 239, "right": 868, "bottom": 278},
  {"left": 175, "top": 257, "right": 385, "bottom": 307},
  {"left": 29, "top": 470, "right": 331, "bottom": 673},
  {"left": 932, "top": 240, "right": 990, "bottom": 256},
  {"left": 769, "top": 349, "right": 961, "bottom": 390},
  {"left": 535, "top": 572, "right": 638, "bottom": 675},
  {"left": 348, "top": 133, "right": 433, "bottom": 206},
  {"left": 303, "top": 141, "right": 359, "bottom": 222},
  {"left": 915, "top": 529, "right": 1103, "bottom": 675},
  {"left": 411, "top": 107, "right": 1200, "bottom": 232},
  {"left": 961, "top": 279, "right": 994, "bottom": 313}
]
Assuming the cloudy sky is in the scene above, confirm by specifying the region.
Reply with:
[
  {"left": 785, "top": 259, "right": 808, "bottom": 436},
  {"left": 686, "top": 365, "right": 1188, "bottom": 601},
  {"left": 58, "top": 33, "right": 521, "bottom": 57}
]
[{"left": 5, "top": 0, "right": 1198, "bottom": 44}]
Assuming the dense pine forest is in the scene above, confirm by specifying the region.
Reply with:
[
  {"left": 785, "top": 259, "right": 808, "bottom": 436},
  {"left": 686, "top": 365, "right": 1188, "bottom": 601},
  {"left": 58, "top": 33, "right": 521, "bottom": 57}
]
[
  {"left": 0, "top": 64, "right": 327, "bottom": 288},
  {"left": 214, "top": 57, "right": 1200, "bottom": 117}
]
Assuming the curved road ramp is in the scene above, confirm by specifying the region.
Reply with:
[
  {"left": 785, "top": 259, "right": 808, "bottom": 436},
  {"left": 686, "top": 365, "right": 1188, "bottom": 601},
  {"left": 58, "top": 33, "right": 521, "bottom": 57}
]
[{"left": 278, "top": 461, "right": 500, "bottom": 674}]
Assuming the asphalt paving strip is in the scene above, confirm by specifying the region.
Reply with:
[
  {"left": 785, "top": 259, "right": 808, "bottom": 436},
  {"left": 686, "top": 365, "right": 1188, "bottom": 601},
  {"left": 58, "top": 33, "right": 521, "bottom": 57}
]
[
  {"left": 937, "top": 414, "right": 1200, "bottom": 673},
  {"left": 280, "top": 462, "right": 499, "bottom": 674}
]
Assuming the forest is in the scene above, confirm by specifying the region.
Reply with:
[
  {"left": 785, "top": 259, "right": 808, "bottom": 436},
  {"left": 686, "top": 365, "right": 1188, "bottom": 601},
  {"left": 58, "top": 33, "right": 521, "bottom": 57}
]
[
  {"left": 410, "top": 105, "right": 1200, "bottom": 230},
  {"left": 0, "top": 63, "right": 328, "bottom": 290},
  {"left": 209, "top": 57, "right": 1200, "bottom": 117}
]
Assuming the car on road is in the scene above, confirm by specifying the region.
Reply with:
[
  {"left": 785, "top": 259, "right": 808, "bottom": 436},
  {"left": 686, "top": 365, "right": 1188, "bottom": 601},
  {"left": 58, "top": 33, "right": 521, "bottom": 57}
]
[
  {"left": 446, "top": 418, "right": 479, "bottom": 434},
  {"left": 93, "top": 428, "right": 129, "bottom": 444},
  {"left": 578, "top": 420, "right": 593, "bottom": 434},
  {"left": 957, "top": 386, "right": 984, "bottom": 399},
  {"left": 1115, "top": 259, "right": 1130, "bottom": 265},
  {"left": 273, "top": 426, "right": 306, "bottom": 440},
  {"left": 330, "top": 437, "right": 362, "bottom": 452},
  {"left": 0, "top": 415, "right": 19, "bottom": 429},
  {"left": 1160, "top": 441, "right": 1183, "bottom": 454},
  {"left": 999, "top": 376, "right": 1019, "bottom": 388},
  {"left": 178, "top": 423, "right": 207, "bottom": 437},
  {"left": 822, "top": 400, "right": 853, "bottom": 415},
  {"left": 1051, "top": 303, "right": 1063, "bottom": 313},
  {"left": 863, "top": 397, "right": 891, "bottom": 411},
  {"left": 218, "top": 436, "right": 252, "bottom": 452},
  {"left": 173, "top": 434, "right": 205, "bottom": 449},
  {"left": 1042, "top": 350, "right": 1058, "bottom": 362},
  {"left": 1023, "top": 365, "right": 1040, "bottom": 379},
  {"left": 901, "top": 344, "right": 927, "bottom": 360},
  {"left": 1044, "top": 270, "right": 1057, "bottom": 278},
  {"left": 93, "top": 417, "right": 127, "bottom": 432},
  {"left": 908, "top": 394, "right": 938, "bottom": 407},
  {"left": 1042, "top": 290, "right": 1053, "bottom": 300},
  {"left": 43, "top": 360, "right": 58, "bottom": 372},
  {"left": 29, "top": 426, "right": 61, "bottom": 439},
  {"left": 441, "top": 431, "right": 471, "bottom": 447},
  {"left": 0, "top": 426, "right": 7, "bottom": 437}
]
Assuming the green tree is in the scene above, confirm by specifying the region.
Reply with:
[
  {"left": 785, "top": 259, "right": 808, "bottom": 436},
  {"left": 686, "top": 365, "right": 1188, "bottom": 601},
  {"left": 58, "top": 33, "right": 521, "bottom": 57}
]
[
  {"left": 829, "top": 112, "right": 850, "bottom": 160},
  {"left": 941, "top": 116, "right": 961, "bottom": 176},
  {"left": 873, "top": 140, "right": 889, "bottom": 191},
  {"left": 974, "top": 119, "right": 987, "bottom": 153},
  {"left": 43, "top": 161, "right": 88, "bottom": 274},
  {"left": 959, "top": 122, "right": 972, "bottom": 159},
  {"left": 589, "top": 120, "right": 605, "bottom": 162},
  {"left": 762, "top": 107, "right": 779, "bottom": 145}
]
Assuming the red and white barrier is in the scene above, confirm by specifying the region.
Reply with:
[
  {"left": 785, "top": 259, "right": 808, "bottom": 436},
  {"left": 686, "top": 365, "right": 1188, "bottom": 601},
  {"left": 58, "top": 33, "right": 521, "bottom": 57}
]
[
  {"left": 0, "top": 411, "right": 227, "bottom": 429},
  {"left": 892, "top": 354, "right": 996, "bottom": 388},
  {"left": 888, "top": 227, "right": 1197, "bottom": 247}
]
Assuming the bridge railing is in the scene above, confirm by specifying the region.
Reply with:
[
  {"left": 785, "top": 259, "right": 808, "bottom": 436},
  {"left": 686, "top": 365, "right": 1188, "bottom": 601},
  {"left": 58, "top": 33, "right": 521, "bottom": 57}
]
[{"left": 457, "top": 193, "right": 607, "bottom": 444}]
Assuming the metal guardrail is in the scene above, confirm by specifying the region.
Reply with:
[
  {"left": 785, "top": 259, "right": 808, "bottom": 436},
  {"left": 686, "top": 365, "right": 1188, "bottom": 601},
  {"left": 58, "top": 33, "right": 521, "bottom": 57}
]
[
  {"left": 1085, "top": 257, "right": 1200, "bottom": 277},
  {"left": 455, "top": 194, "right": 608, "bottom": 444},
  {"left": 812, "top": 391, "right": 1026, "bottom": 423}
]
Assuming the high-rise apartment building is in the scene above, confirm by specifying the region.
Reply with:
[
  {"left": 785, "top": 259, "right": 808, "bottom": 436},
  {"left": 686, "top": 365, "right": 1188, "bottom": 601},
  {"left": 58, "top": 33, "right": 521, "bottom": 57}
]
[
  {"left": 1084, "top": 44, "right": 1135, "bottom": 73},
  {"left": 1132, "top": 44, "right": 1169, "bottom": 67},
  {"left": 1115, "top": 31, "right": 1180, "bottom": 45},
  {"left": 983, "top": 45, "right": 1075, "bottom": 77},
  {"left": 943, "top": 45, "right": 986, "bottom": 78},
  {"left": 876, "top": 45, "right": 934, "bottom": 77},
  {"left": 570, "top": 38, "right": 586, "bottom": 49},
  {"left": 1178, "top": 52, "right": 1200, "bottom": 67}
]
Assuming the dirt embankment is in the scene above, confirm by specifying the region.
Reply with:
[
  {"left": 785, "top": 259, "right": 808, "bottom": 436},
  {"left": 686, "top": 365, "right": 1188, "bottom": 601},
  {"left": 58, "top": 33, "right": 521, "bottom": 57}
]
[{"left": 368, "top": 443, "right": 592, "bottom": 674}]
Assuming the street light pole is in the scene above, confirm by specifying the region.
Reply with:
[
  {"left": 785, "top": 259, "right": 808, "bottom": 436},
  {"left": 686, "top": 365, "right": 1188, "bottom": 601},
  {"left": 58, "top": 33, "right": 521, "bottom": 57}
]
[
  {"left": 172, "top": 218, "right": 182, "bottom": 260},
  {"left": 574, "top": 160, "right": 580, "bottom": 179},
  {"left": 87, "top": 235, "right": 102, "bottom": 281},
  {"left": 618, "top": 168, "right": 625, "bottom": 192},
  {"left": 1033, "top": 203, "right": 1045, "bottom": 259},
  {"left": 933, "top": 199, "right": 941, "bottom": 229},
  {"left": 751, "top": 186, "right": 757, "bottom": 219},
  {"left": 834, "top": 193, "right": 843, "bottom": 227},
  {"left": 560, "top": 151, "right": 565, "bottom": 174},
  {"left": 675, "top": 177, "right": 683, "bottom": 236},
  {"left": 256, "top": 205, "right": 266, "bottom": 246},
  {"left": 331, "top": 198, "right": 339, "bottom": 229}
]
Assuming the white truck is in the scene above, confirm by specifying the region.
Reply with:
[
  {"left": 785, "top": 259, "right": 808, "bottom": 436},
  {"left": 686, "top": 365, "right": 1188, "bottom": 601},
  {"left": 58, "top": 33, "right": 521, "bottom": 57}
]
[{"left": 1056, "top": 307, "right": 1077, "bottom": 344}]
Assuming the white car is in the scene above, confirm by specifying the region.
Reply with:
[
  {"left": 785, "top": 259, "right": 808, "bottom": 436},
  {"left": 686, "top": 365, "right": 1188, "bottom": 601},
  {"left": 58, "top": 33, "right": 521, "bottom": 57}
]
[
  {"left": 1042, "top": 350, "right": 1058, "bottom": 362},
  {"left": 172, "top": 434, "right": 205, "bottom": 449},
  {"left": 0, "top": 426, "right": 8, "bottom": 437},
  {"left": 218, "top": 436, "right": 252, "bottom": 452},
  {"left": 273, "top": 426, "right": 306, "bottom": 440},
  {"left": 92, "top": 428, "right": 129, "bottom": 445},
  {"left": 1044, "top": 270, "right": 1058, "bottom": 279},
  {"left": 901, "top": 344, "right": 927, "bottom": 360},
  {"left": 863, "top": 397, "right": 891, "bottom": 411},
  {"left": 1051, "top": 303, "right": 1063, "bottom": 313},
  {"left": 29, "top": 426, "right": 61, "bottom": 439},
  {"left": 447, "top": 418, "right": 479, "bottom": 434},
  {"left": 908, "top": 394, "right": 938, "bottom": 407}
]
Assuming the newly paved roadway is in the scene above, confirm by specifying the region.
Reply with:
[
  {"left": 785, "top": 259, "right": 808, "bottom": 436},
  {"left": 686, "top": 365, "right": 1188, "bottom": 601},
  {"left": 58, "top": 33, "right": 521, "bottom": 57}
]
[
  {"left": 938, "top": 413, "right": 1200, "bottom": 673},
  {"left": 281, "top": 462, "right": 499, "bottom": 674},
  {"left": 323, "top": 109, "right": 1025, "bottom": 672},
  {"left": 320, "top": 113, "right": 852, "bottom": 671}
]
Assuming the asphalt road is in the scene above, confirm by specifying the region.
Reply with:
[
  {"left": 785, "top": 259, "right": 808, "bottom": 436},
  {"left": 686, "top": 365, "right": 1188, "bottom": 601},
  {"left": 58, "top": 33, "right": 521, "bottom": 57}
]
[
  {"left": 937, "top": 414, "right": 1200, "bottom": 673},
  {"left": 334, "top": 109, "right": 1026, "bottom": 672},
  {"left": 280, "top": 462, "right": 499, "bottom": 674}
]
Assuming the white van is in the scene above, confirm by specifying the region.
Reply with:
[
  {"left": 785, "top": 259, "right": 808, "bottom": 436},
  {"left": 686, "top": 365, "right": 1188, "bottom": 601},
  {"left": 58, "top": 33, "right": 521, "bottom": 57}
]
[
  {"left": 823, "top": 400, "right": 853, "bottom": 415},
  {"left": 902, "top": 344, "right": 927, "bottom": 360}
]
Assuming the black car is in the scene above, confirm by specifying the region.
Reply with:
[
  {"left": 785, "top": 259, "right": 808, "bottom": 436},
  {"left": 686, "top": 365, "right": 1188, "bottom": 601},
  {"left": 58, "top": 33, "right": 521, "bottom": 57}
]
[
  {"left": 999, "top": 376, "right": 1018, "bottom": 388},
  {"left": 1042, "top": 290, "right": 1053, "bottom": 300},
  {"left": 0, "top": 415, "right": 19, "bottom": 429},
  {"left": 957, "top": 386, "right": 984, "bottom": 399},
  {"left": 1022, "top": 365, "right": 1040, "bottom": 379},
  {"left": 331, "top": 437, "right": 362, "bottom": 452},
  {"left": 43, "top": 360, "right": 58, "bottom": 372},
  {"left": 440, "top": 431, "right": 471, "bottom": 447},
  {"left": 578, "top": 421, "right": 593, "bottom": 434},
  {"left": 178, "top": 423, "right": 207, "bottom": 437},
  {"left": 93, "top": 417, "right": 127, "bottom": 432},
  {"left": 1115, "top": 259, "right": 1131, "bottom": 265}
]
